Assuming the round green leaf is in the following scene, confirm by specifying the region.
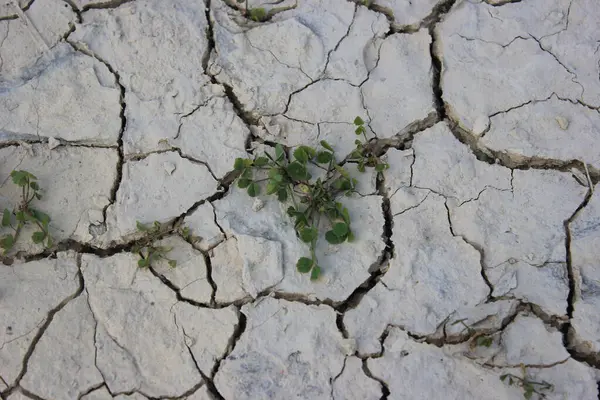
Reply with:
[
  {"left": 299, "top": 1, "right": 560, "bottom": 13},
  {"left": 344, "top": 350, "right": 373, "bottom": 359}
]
[
  {"left": 266, "top": 180, "right": 279, "bottom": 195},
  {"left": 332, "top": 222, "right": 348, "bottom": 237},
  {"left": 316, "top": 151, "right": 333, "bottom": 164},
  {"left": 375, "top": 163, "right": 388, "bottom": 172},
  {"left": 137, "top": 258, "right": 148, "bottom": 268},
  {"left": 299, "top": 227, "right": 317, "bottom": 243},
  {"left": 310, "top": 265, "right": 321, "bottom": 281},
  {"left": 277, "top": 188, "right": 288, "bottom": 202},
  {"left": 320, "top": 140, "right": 334, "bottom": 152},
  {"left": 355, "top": 125, "right": 366, "bottom": 135},
  {"left": 237, "top": 178, "right": 252, "bottom": 189},
  {"left": 2, "top": 209, "right": 11, "bottom": 227},
  {"left": 31, "top": 231, "right": 46, "bottom": 244},
  {"left": 254, "top": 156, "right": 269, "bottom": 167},
  {"left": 296, "top": 257, "right": 313, "bottom": 273},
  {"left": 293, "top": 148, "right": 309, "bottom": 164},
  {"left": 286, "top": 162, "right": 308, "bottom": 181},
  {"left": 325, "top": 230, "right": 345, "bottom": 245},
  {"left": 0, "top": 234, "right": 15, "bottom": 250},
  {"left": 353, "top": 116, "right": 365, "bottom": 126},
  {"left": 234, "top": 158, "right": 246, "bottom": 171},
  {"left": 247, "top": 182, "right": 260, "bottom": 197}
]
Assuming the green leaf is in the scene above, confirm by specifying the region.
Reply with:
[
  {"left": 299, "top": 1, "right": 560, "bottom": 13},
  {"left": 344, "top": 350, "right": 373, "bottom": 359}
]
[
  {"left": 357, "top": 163, "right": 366, "bottom": 172},
  {"left": 168, "top": 260, "right": 177, "bottom": 268},
  {"left": 332, "top": 222, "right": 349, "bottom": 237},
  {"left": 11, "top": 170, "right": 35, "bottom": 186},
  {"left": 499, "top": 375, "right": 507, "bottom": 382},
  {"left": 275, "top": 144, "right": 285, "bottom": 161},
  {"left": 2, "top": 209, "right": 11, "bottom": 227},
  {"left": 0, "top": 234, "right": 14, "bottom": 250},
  {"left": 237, "top": 178, "right": 252, "bottom": 189},
  {"left": 347, "top": 230, "right": 355, "bottom": 242},
  {"left": 277, "top": 188, "right": 288, "bottom": 202},
  {"left": 254, "top": 156, "right": 269, "bottom": 167},
  {"left": 523, "top": 389, "right": 533, "bottom": 400},
  {"left": 287, "top": 206, "right": 297, "bottom": 217},
  {"left": 35, "top": 193, "right": 42, "bottom": 200},
  {"left": 476, "top": 336, "right": 493, "bottom": 347},
  {"left": 29, "top": 181, "right": 39, "bottom": 191},
  {"left": 375, "top": 163, "right": 389, "bottom": 172},
  {"left": 296, "top": 257, "right": 313, "bottom": 273},
  {"left": 286, "top": 162, "right": 309, "bottom": 181},
  {"left": 249, "top": 7, "right": 267, "bottom": 21},
  {"left": 355, "top": 125, "right": 366, "bottom": 135},
  {"left": 15, "top": 211, "right": 25, "bottom": 222},
  {"left": 341, "top": 207, "right": 350, "bottom": 224},
  {"left": 325, "top": 230, "right": 346, "bottom": 245},
  {"left": 353, "top": 116, "right": 365, "bottom": 126},
  {"left": 266, "top": 180, "right": 279, "bottom": 195},
  {"left": 316, "top": 151, "right": 333, "bottom": 164},
  {"left": 247, "top": 182, "right": 260, "bottom": 197},
  {"left": 293, "top": 147, "right": 309, "bottom": 164},
  {"left": 299, "top": 226, "right": 318, "bottom": 243},
  {"left": 32, "top": 231, "right": 46, "bottom": 244},
  {"left": 137, "top": 258, "right": 149, "bottom": 268},
  {"left": 32, "top": 210, "right": 50, "bottom": 227},
  {"left": 268, "top": 168, "right": 283, "bottom": 182},
  {"left": 234, "top": 158, "right": 246, "bottom": 171},
  {"left": 310, "top": 265, "right": 321, "bottom": 281},
  {"left": 45, "top": 235, "right": 53, "bottom": 248},
  {"left": 320, "top": 140, "right": 334, "bottom": 152}
]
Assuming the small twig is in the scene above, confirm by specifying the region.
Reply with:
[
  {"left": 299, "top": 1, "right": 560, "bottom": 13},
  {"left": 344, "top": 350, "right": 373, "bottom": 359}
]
[{"left": 583, "top": 161, "right": 594, "bottom": 193}]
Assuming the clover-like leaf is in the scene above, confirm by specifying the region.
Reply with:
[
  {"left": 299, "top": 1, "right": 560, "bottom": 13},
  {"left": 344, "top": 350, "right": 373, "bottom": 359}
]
[
  {"left": 296, "top": 257, "right": 313, "bottom": 273},
  {"left": 32, "top": 231, "right": 46, "bottom": 244},
  {"left": 254, "top": 156, "right": 269, "bottom": 167},
  {"left": 286, "top": 162, "right": 309, "bottom": 181},
  {"left": 168, "top": 260, "right": 177, "bottom": 268},
  {"left": 269, "top": 168, "right": 284, "bottom": 182},
  {"left": 293, "top": 147, "right": 309, "bottom": 164},
  {"left": 332, "top": 222, "right": 348, "bottom": 237},
  {"left": 355, "top": 125, "right": 366, "bottom": 135},
  {"left": 325, "top": 230, "right": 345, "bottom": 245},
  {"left": 275, "top": 143, "right": 285, "bottom": 161},
  {"left": 316, "top": 151, "right": 333, "bottom": 164},
  {"left": 138, "top": 258, "right": 149, "bottom": 268},
  {"left": 266, "top": 180, "right": 279, "bottom": 195},
  {"left": 2, "top": 209, "right": 11, "bottom": 227},
  {"left": 234, "top": 158, "right": 246, "bottom": 171},
  {"left": 277, "top": 188, "right": 288, "bottom": 202},
  {"left": 353, "top": 116, "right": 365, "bottom": 126},
  {"left": 300, "top": 226, "right": 318, "bottom": 243},
  {"left": 375, "top": 163, "right": 389, "bottom": 172},
  {"left": 247, "top": 182, "right": 260, "bottom": 197},
  {"left": 320, "top": 140, "right": 334, "bottom": 152},
  {"left": 237, "top": 178, "right": 252, "bottom": 189},
  {"left": 32, "top": 210, "right": 50, "bottom": 227},
  {"left": 0, "top": 234, "right": 14, "bottom": 250}
]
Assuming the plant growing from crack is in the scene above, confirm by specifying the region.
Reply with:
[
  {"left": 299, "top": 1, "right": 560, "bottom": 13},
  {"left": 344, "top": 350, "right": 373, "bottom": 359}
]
[
  {"left": 1, "top": 170, "right": 53, "bottom": 254},
  {"left": 451, "top": 318, "right": 493, "bottom": 348},
  {"left": 500, "top": 365, "right": 553, "bottom": 399},
  {"left": 134, "top": 221, "right": 177, "bottom": 268},
  {"left": 232, "top": 116, "right": 388, "bottom": 280}
]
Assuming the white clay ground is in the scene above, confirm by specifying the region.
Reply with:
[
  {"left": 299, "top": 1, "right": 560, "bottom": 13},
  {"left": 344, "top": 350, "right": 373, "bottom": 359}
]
[{"left": 1, "top": 0, "right": 600, "bottom": 398}]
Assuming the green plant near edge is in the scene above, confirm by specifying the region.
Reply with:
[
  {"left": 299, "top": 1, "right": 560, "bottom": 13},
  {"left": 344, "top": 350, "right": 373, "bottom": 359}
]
[
  {"left": 1, "top": 170, "right": 53, "bottom": 254},
  {"left": 232, "top": 117, "right": 388, "bottom": 280},
  {"left": 451, "top": 318, "right": 493, "bottom": 348},
  {"left": 134, "top": 221, "right": 177, "bottom": 268},
  {"left": 500, "top": 365, "right": 553, "bottom": 399}
]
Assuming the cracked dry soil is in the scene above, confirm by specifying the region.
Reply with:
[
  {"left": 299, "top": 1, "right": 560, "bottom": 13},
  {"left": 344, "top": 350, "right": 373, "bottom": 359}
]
[{"left": 1, "top": 0, "right": 600, "bottom": 399}]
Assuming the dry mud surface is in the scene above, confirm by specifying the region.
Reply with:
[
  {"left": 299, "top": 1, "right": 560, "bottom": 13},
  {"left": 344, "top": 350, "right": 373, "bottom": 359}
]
[{"left": 1, "top": 0, "right": 600, "bottom": 398}]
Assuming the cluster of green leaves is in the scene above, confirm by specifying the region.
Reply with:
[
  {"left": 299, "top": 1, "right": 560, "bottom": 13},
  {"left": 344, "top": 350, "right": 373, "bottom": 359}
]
[
  {"left": 235, "top": 0, "right": 268, "bottom": 22},
  {"left": 233, "top": 117, "right": 386, "bottom": 280},
  {"left": 347, "top": 117, "right": 389, "bottom": 173},
  {"left": 1, "top": 170, "right": 53, "bottom": 254},
  {"left": 500, "top": 366, "right": 553, "bottom": 399},
  {"left": 134, "top": 221, "right": 177, "bottom": 268},
  {"left": 451, "top": 318, "right": 493, "bottom": 348}
]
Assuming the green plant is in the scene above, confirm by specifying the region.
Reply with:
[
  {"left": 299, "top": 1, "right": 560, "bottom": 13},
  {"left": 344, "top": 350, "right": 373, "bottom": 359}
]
[
  {"left": 248, "top": 7, "right": 267, "bottom": 22},
  {"left": 232, "top": 116, "right": 388, "bottom": 280},
  {"left": 500, "top": 366, "right": 553, "bottom": 399},
  {"left": 134, "top": 221, "right": 177, "bottom": 268},
  {"left": 451, "top": 318, "right": 493, "bottom": 348},
  {"left": 1, "top": 170, "right": 53, "bottom": 254}
]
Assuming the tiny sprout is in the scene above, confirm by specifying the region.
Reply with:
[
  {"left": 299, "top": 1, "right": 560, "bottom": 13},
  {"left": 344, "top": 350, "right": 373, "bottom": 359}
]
[
  {"left": 232, "top": 117, "right": 388, "bottom": 280},
  {"left": 500, "top": 365, "right": 553, "bottom": 399},
  {"left": 249, "top": 7, "right": 267, "bottom": 22},
  {"left": 134, "top": 221, "right": 177, "bottom": 269},
  {"left": 1, "top": 170, "right": 53, "bottom": 255}
]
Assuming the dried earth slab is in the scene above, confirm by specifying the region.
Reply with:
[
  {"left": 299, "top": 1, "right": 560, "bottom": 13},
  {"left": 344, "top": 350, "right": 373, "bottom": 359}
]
[
  {"left": 215, "top": 298, "right": 355, "bottom": 399},
  {"left": 0, "top": 43, "right": 121, "bottom": 146},
  {"left": 98, "top": 151, "right": 217, "bottom": 247},
  {"left": 81, "top": 253, "right": 239, "bottom": 397},
  {"left": 0, "top": 145, "right": 118, "bottom": 254},
  {"left": 0, "top": 252, "right": 80, "bottom": 388},
  {"left": 436, "top": 0, "right": 585, "bottom": 134},
  {"left": 213, "top": 186, "right": 385, "bottom": 303},
  {"left": 569, "top": 184, "right": 600, "bottom": 361}
]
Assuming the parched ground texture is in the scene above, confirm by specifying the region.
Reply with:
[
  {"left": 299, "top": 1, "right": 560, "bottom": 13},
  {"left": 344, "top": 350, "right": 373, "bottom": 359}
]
[{"left": 1, "top": 0, "right": 600, "bottom": 398}]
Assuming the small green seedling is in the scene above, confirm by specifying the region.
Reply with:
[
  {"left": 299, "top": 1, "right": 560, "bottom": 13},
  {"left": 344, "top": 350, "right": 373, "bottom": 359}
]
[
  {"left": 500, "top": 365, "right": 553, "bottom": 399},
  {"left": 1, "top": 170, "right": 53, "bottom": 254},
  {"left": 348, "top": 116, "right": 389, "bottom": 173},
  {"left": 233, "top": 116, "right": 388, "bottom": 280},
  {"left": 134, "top": 221, "right": 176, "bottom": 268},
  {"left": 248, "top": 7, "right": 267, "bottom": 21},
  {"left": 451, "top": 318, "right": 493, "bottom": 348}
]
